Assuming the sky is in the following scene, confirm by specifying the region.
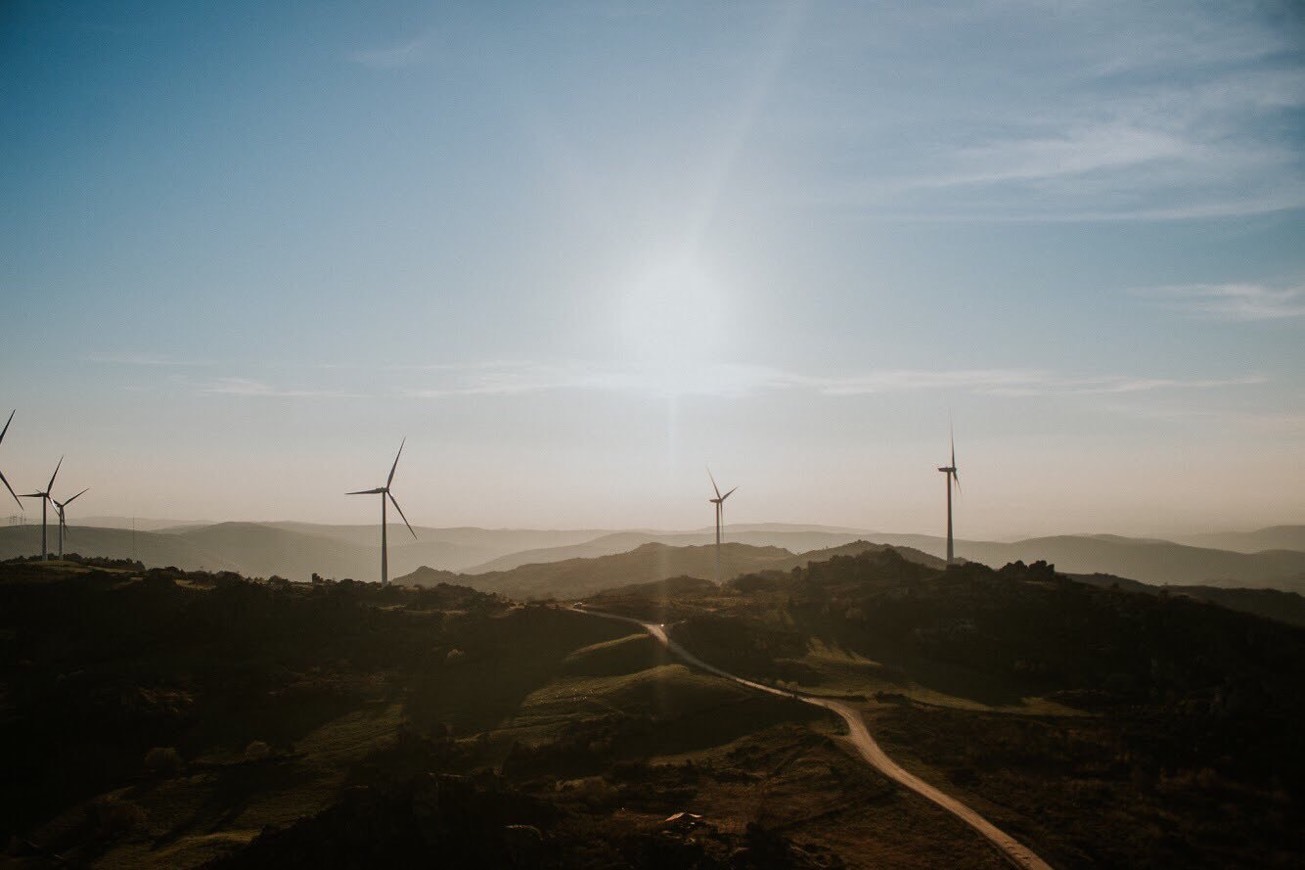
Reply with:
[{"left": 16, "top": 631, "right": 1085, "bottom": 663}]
[{"left": 1, "top": 1, "right": 1303, "bottom": 540}]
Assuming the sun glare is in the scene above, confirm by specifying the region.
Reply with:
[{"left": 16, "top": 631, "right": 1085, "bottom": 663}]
[{"left": 618, "top": 258, "right": 728, "bottom": 395}]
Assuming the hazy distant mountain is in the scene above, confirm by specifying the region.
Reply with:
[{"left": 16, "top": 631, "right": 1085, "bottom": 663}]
[
  {"left": 166, "top": 522, "right": 378, "bottom": 580},
  {"left": 6, "top": 518, "right": 1303, "bottom": 594},
  {"left": 264, "top": 523, "right": 612, "bottom": 570},
  {"left": 0, "top": 525, "right": 238, "bottom": 572},
  {"left": 1069, "top": 573, "right": 1305, "bottom": 628},
  {"left": 435, "top": 542, "right": 792, "bottom": 601},
  {"left": 962, "top": 536, "right": 1305, "bottom": 593},
  {"left": 75, "top": 516, "right": 212, "bottom": 531},
  {"left": 0, "top": 522, "right": 620, "bottom": 581},
  {"left": 1174, "top": 525, "right": 1305, "bottom": 554},
  {"left": 464, "top": 528, "right": 875, "bottom": 573},
  {"left": 401, "top": 539, "right": 943, "bottom": 601},
  {"left": 811, "top": 531, "right": 1305, "bottom": 593}
]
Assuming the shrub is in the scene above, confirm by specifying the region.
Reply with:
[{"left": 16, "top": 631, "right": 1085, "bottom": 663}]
[
  {"left": 91, "top": 795, "right": 148, "bottom": 838},
  {"left": 144, "top": 746, "right": 184, "bottom": 777}
]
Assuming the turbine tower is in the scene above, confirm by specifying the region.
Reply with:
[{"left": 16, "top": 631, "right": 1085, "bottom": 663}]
[
  {"left": 937, "top": 432, "right": 960, "bottom": 565},
  {"left": 21, "top": 457, "right": 62, "bottom": 561},
  {"left": 707, "top": 468, "right": 737, "bottom": 584},
  {"left": 0, "top": 410, "right": 21, "bottom": 509},
  {"left": 52, "top": 487, "right": 89, "bottom": 559},
  {"left": 347, "top": 439, "right": 416, "bottom": 587}
]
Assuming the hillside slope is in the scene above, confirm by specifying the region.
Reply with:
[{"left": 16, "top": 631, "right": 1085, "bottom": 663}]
[{"left": 401, "top": 540, "right": 943, "bottom": 601}]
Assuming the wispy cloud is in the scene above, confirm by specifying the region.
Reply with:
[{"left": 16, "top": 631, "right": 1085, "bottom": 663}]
[
  {"left": 347, "top": 35, "right": 432, "bottom": 69},
  {"left": 200, "top": 378, "right": 363, "bottom": 399},
  {"left": 161, "top": 361, "right": 1263, "bottom": 402},
  {"left": 88, "top": 353, "right": 216, "bottom": 367},
  {"left": 397, "top": 361, "right": 1263, "bottom": 399},
  {"left": 1141, "top": 283, "right": 1305, "bottom": 321},
  {"left": 803, "top": 9, "right": 1305, "bottom": 220}
]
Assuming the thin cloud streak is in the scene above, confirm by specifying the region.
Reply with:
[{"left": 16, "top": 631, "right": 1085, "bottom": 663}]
[
  {"left": 88, "top": 353, "right": 217, "bottom": 367},
  {"left": 399, "top": 361, "right": 1264, "bottom": 399},
  {"left": 1142, "top": 283, "right": 1305, "bottom": 321},
  {"left": 802, "top": 25, "right": 1305, "bottom": 220},
  {"left": 347, "top": 34, "right": 432, "bottom": 69},
  {"left": 200, "top": 378, "right": 365, "bottom": 399}
]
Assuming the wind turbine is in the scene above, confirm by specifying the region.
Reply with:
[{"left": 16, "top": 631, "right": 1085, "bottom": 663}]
[
  {"left": 347, "top": 439, "right": 416, "bottom": 587},
  {"left": 0, "top": 410, "right": 20, "bottom": 510},
  {"left": 52, "top": 487, "right": 89, "bottom": 559},
  {"left": 937, "top": 430, "right": 960, "bottom": 565},
  {"left": 21, "top": 456, "right": 62, "bottom": 561},
  {"left": 707, "top": 468, "right": 737, "bottom": 584}
]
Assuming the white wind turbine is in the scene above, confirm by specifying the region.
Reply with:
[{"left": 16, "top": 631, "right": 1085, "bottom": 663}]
[
  {"left": 21, "top": 456, "right": 62, "bottom": 561},
  {"left": 52, "top": 487, "right": 89, "bottom": 559},
  {"left": 937, "top": 430, "right": 961, "bottom": 565},
  {"left": 707, "top": 468, "right": 737, "bottom": 584},
  {"left": 347, "top": 439, "right": 416, "bottom": 586}
]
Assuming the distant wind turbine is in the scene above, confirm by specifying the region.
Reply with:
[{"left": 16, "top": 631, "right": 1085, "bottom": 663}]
[
  {"left": 52, "top": 487, "right": 89, "bottom": 559},
  {"left": 937, "top": 430, "right": 961, "bottom": 565},
  {"left": 0, "top": 410, "right": 20, "bottom": 509},
  {"left": 347, "top": 439, "right": 416, "bottom": 587},
  {"left": 21, "top": 456, "right": 62, "bottom": 561},
  {"left": 707, "top": 467, "right": 737, "bottom": 584}
]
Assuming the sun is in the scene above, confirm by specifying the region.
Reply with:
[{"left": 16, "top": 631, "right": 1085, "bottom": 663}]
[{"left": 618, "top": 257, "right": 728, "bottom": 393}]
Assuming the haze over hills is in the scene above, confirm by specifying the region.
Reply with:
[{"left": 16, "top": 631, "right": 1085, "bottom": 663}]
[
  {"left": 0, "top": 523, "right": 622, "bottom": 580},
  {"left": 1172, "top": 525, "right": 1305, "bottom": 554},
  {"left": 464, "top": 528, "right": 1305, "bottom": 594},
  {"left": 3, "top": 519, "right": 1304, "bottom": 594},
  {"left": 402, "top": 540, "right": 944, "bottom": 601},
  {"left": 950, "top": 535, "right": 1305, "bottom": 593},
  {"left": 463, "top": 528, "right": 876, "bottom": 573}
]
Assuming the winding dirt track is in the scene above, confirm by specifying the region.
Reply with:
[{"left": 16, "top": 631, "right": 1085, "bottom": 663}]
[{"left": 577, "top": 608, "right": 1052, "bottom": 870}]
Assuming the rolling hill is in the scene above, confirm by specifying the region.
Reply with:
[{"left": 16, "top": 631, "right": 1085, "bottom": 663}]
[
  {"left": 5, "top": 518, "right": 1303, "bottom": 594},
  {"left": 953, "top": 535, "right": 1305, "bottom": 593},
  {"left": 463, "top": 529, "right": 880, "bottom": 573},
  {"left": 400, "top": 539, "right": 945, "bottom": 601},
  {"left": 1174, "top": 525, "right": 1305, "bottom": 554}
]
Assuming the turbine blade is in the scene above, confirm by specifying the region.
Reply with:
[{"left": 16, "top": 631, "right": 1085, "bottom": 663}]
[
  {"left": 950, "top": 427, "right": 955, "bottom": 469},
  {"left": 952, "top": 469, "right": 961, "bottom": 493},
  {"left": 721, "top": 486, "right": 737, "bottom": 501},
  {"left": 388, "top": 492, "right": 417, "bottom": 539},
  {"left": 0, "top": 410, "right": 13, "bottom": 444},
  {"left": 65, "top": 488, "right": 89, "bottom": 505},
  {"left": 47, "top": 456, "right": 63, "bottom": 493},
  {"left": 707, "top": 467, "right": 721, "bottom": 499},
  {"left": 387, "top": 438, "right": 406, "bottom": 488},
  {"left": 0, "top": 469, "right": 19, "bottom": 509},
  {"left": 346, "top": 488, "right": 386, "bottom": 495}
]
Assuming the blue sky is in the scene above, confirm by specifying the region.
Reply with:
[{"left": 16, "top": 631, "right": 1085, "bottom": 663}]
[{"left": 1, "top": 1, "right": 1302, "bottom": 537}]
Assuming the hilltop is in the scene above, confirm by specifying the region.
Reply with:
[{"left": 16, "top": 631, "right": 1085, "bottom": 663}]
[{"left": 400, "top": 540, "right": 945, "bottom": 601}]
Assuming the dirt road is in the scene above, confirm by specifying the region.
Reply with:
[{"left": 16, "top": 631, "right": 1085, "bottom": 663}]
[{"left": 579, "top": 608, "right": 1053, "bottom": 869}]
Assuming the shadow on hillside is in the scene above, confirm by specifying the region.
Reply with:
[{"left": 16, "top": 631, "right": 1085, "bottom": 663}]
[
  {"left": 151, "top": 759, "right": 319, "bottom": 851},
  {"left": 404, "top": 608, "right": 633, "bottom": 734},
  {"left": 812, "top": 634, "right": 1029, "bottom": 708}
]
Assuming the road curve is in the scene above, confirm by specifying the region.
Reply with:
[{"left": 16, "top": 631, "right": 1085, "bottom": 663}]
[{"left": 575, "top": 607, "right": 1052, "bottom": 870}]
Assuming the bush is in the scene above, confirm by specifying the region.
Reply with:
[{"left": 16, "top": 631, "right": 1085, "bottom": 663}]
[
  {"left": 245, "top": 740, "right": 272, "bottom": 762},
  {"left": 144, "top": 746, "right": 184, "bottom": 777},
  {"left": 91, "top": 795, "right": 148, "bottom": 838}
]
